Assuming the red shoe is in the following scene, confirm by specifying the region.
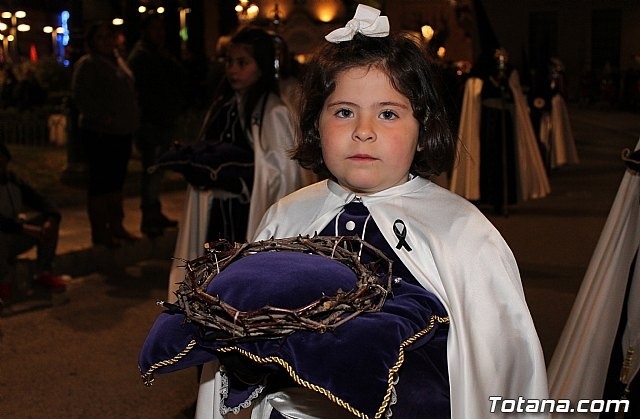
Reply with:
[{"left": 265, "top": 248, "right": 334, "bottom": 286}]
[
  {"left": 0, "top": 281, "right": 12, "bottom": 301},
  {"left": 33, "top": 272, "right": 68, "bottom": 293}
]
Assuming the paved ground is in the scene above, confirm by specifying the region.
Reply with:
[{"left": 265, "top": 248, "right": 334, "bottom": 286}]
[
  {"left": 0, "top": 104, "right": 639, "bottom": 418},
  {"left": 0, "top": 258, "right": 201, "bottom": 419}
]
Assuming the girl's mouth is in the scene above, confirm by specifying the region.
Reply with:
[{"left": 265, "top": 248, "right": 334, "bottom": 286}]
[{"left": 348, "top": 154, "right": 377, "bottom": 161}]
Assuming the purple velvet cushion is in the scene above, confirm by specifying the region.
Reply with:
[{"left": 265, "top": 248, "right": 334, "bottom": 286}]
[
  {"left": 206, "top": 252, "right": 357, "bottom": 311},
  {"left": 152, "top": 141, "right": 253, "bottom": 190},
  {"left": 139, "top": 251, "right": 449, "bottom": 418}
]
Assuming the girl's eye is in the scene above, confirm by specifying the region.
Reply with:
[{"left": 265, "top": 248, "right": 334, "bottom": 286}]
[
  {"left": 335, "top": 108, "right": 353, "bottom": 118},
  {"left": 380, "top": 110, "right": 398, "bottom": 120},
  {"left": 226, "top": 58, "right": 248, "bottom": 68}
]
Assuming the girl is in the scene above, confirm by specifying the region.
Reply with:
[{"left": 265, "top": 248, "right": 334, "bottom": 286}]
[
  {"left": 141, "top": 6, "right": 548, "bottom": 418},
  {"left": 166, "top": 27, "right": 312, "bottom": 300},
  {"left": 253, "top": 5, "right": 549, "bottom": 418}
]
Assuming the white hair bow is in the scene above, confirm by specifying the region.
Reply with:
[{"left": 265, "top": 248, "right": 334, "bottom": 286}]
[{"left": 325, "top": 4, "right": 390, "bottom": 43}]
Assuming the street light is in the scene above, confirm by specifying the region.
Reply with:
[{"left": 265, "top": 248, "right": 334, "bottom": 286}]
[
  {"left": 0, "top": 10, "right": 29, "bottom": 61},
  {"left": 421, "top": 25, "right": 434, "bottom": 42},
  {"left": 138, "top": 6, "right": 165, "bottom": 15},
  {"left": 43, "top": 25, "right": 64, "bottom": 59},
  {"left": 235, "top": 0, "right": 259, "bottom": 24}
]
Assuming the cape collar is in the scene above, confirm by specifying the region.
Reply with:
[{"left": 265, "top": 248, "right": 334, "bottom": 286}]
[{"left": 326, "top": 176, "right": 431, "bottom": 206}]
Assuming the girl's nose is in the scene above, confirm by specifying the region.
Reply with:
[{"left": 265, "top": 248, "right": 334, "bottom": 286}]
[{"left": 352, "top": 119, "right": 376, "bottom": 142}]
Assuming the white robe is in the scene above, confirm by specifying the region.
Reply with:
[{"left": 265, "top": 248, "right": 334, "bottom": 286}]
[
  {"left": 548, "top": 94, "right": 580, "bottom": 169},
  {"left": 195, "top": 177, "right": 547, "bottom": 418},
  {"left": 450, "top": 71, "right": 551, "bottom": 202},
  {"left": 167, "top": 93, "right": 313, "bottom": 302},
  {"left": 449, "top": 77, "right": 483, "bottom": 201}
]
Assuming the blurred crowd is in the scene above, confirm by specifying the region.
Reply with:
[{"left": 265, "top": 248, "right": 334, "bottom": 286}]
[
  {"left": 0, "top": 49, "right": 638, "bottom": 119},
  {"left": 0, "top": 12, "right": 639, "bottom": 310},
  {"left": 0, "top": 65, "right": 47, "bottom": 111}
]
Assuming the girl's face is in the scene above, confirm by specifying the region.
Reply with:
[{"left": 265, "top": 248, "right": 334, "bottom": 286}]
[
  {"left": 318, "top": 66, "right": 419, "bottom": 195},
  {"left": 225, "top": 44, "right": 261, "bottom": 95}
]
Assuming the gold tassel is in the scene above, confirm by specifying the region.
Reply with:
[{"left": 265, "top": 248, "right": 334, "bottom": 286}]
[
  {"left": 620, "top": 347, "right": 634, "bottom": 385},
  {"left": 614, "top": 387, "right": 630, "bottom": 419},
  {"left": 615, "top": 347, "right": 635, "bottom": 419}
]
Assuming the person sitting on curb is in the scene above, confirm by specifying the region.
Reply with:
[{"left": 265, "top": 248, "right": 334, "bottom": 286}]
[{"left": 0, "top": 142, "right": 67, "bottom": 303}]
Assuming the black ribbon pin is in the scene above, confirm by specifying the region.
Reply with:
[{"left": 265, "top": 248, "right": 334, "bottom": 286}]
[{"left": 393, "top": 219, "right": 412, "bottom": 251}]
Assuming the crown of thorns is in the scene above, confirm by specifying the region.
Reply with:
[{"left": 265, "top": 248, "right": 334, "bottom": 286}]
[{"left": 164, "top": 235, "right": 395, "bottom": 342}]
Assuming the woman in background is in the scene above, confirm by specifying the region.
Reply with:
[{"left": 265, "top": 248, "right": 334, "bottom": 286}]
[{"left": 71, "top": 21, "right": 140, "bottom": 248}]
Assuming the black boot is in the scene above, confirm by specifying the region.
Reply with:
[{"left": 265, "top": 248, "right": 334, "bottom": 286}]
[
  {"left": 141, "top": 207, "right": 177, "bottom": 238},
  {"left": 107, "top": 192, "right": 140, "bottom": 243},
  {"left": 87, "top": 195, "right": 120, "bottom": 248}
]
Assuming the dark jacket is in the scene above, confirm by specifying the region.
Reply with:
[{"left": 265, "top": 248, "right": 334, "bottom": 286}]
[{"left": 0, "top": 171, "right": 61, "bottom": 234}]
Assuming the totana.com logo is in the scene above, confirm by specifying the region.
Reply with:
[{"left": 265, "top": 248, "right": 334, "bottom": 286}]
[{"left": 489, "top": 396, "right": 629, "bottom": 414}]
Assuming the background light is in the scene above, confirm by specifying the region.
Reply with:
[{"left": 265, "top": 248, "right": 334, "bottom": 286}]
[{"left": 421, "top": 25, "right": 434, "bottom": 42}]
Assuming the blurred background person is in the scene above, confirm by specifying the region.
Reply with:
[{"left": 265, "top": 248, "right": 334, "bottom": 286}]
[
  {"left": 127, "top": 13, "right": 188, "bottom": 238},
  {"left": 71, "top": 21, "right": 140, "bottom": 249},
  {"left": 0, "top": 142, "right": 67, "bottom": 305}
]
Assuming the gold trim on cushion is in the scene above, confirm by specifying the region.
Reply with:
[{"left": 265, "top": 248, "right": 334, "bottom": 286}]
[{"left": 217, "top": 314, "right": 450, "bottom": 419}]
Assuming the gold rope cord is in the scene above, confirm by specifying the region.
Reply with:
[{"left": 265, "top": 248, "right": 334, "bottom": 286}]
[
  {"left": 375, "top": 315, "right": 450, "bottom": 418},
  {"left": 217, "top": 314, "right": 450, "bottom": 419},
  {"left": 140, "top": 339, "right": 198, "bottom": 386}
]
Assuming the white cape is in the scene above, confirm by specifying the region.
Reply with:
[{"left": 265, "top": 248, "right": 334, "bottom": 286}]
[
  {"left": 548, "top": 139, "right": 640, "bottom": 418},
  {"left": 449, "top": 77, "right": 482, "bottom": 201},
  {"left": 538, "top": 94, "right": 580, "bottom": 170},
  {"left": 196, "top": 177, "right": 547, "bottom": 418},
  {"left": 450, "top": 71, "right": 551, "bottom": 202},
  {"left": 549, "top": 94, "right": 580, "bottom": 168}
]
